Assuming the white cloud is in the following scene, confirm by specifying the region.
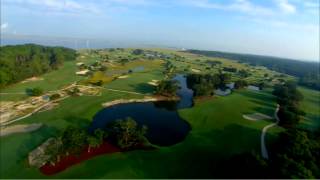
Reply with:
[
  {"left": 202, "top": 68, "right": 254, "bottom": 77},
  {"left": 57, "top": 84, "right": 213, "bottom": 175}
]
[
  {"left": 3, "top": 0, "right": 101, "bottom": 15},
  {"left": 275, "top": 0, "right": 296, "bottom": 14},
  {"left": 182, "top": 0, "right": 274, "bottom": 16},
  {"left": 1, "top": 23, "right": 9, "bottom": 30},
  {"left": 107, "top": 0, "right": 151, "bottom": 5},
  {"left": 304, "top": 1, "right": 319, "bottom": 8},
  {"left": 245, "top": 16, "right": 318, "bottom": 34},
  {"left": 229, "top": 0, "right": 274, "bottom": 16}
]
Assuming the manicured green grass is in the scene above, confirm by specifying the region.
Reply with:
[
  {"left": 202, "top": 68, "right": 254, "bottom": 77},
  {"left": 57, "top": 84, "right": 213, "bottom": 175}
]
[
  {"left": 299, "top": 86, "right": 320, "bottom": 131},
  {"left": 0, "top": 90, "right": 144, "bottom": 178},
  {"left": 104, "top": 60, "right": 165, "bottom": 94},
  {"left": 164, "top": 50, "right": 286, "bottom": 86},
  {"left": 106, "top": 70, "right": 163, "bottom": 94},
  {"left": 0, "top": 48, "right": 289, "bottom": 178},
  {"left": 0, "top": 61, "right": 83, "bottom": 101},
  {"left": 0, "top": 89, "right": 282, "bottom": 178}
]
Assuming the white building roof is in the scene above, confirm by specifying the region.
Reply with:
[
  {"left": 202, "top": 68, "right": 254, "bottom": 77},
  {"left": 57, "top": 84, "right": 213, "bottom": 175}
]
[
  {"left": 247, "top": 85, "right": 260, "bottom": 91},
  {"left": 76, "top": 69, "right": 89, "bottom": 75}
]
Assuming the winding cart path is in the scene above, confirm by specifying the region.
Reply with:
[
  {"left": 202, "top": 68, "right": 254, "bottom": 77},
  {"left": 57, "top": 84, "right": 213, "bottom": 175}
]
[{"left": 261, "top": 104, "right": 280, "bottom": 159}]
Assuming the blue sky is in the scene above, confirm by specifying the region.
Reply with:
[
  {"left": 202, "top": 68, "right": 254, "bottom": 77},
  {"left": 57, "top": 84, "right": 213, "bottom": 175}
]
[{"left": 1, "top": 0, "right": 319, "bottom": 61}]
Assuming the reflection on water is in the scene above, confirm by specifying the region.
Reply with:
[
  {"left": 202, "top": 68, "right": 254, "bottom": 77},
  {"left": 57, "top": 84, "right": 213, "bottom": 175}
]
[{"left": 90, "top": 74, "right": 194, "bottom": 146}]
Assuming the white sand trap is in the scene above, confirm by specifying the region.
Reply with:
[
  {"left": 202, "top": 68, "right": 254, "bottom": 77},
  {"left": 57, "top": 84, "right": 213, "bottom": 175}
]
[
  {"left": 191, "top": 68, "right": 201, "bottom": 73},
  {"left": 148, "top": 80, "right": 159, "bottom": 86},
  {"left": 148, "top": 82, "right": 158, "bottom": 86},
  {"left": 0, "top": 123, "right": 43, "bottom": 137},
  {"left": 38, "top": 103, "right": 59, "bottom": 112},
  {"left": 118, "top": 75, "right": 129, "bottom": 79},
  {"left": 109, "top": 63, "right": 116, "bottom": 67},
  {"left": 21, "top": 77, "right": 44, "bottom": 83},
  {"left": 243, "top": 113, "right": 273, "bottom": 121}
]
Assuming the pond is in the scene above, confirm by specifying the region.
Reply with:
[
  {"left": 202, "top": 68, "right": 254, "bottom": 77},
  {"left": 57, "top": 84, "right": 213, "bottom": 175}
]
[
  {"left": 132, "top": 66, "right": 145, "bottom": 72},
  {"left": 90, "top": 74, "right": 193, "bottom": 146}
]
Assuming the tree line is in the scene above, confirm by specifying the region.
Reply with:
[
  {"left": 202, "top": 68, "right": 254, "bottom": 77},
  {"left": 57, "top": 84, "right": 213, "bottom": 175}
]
[
  {"left": 217, "top": 81, "right": 320, "bottom": 178},
  {"left": 43, "top": 118, "right": 148, "bottom": 166},
  {"left": 269, "top": 81, "right": 319, "bottom": 178},
  {"left": 273, "top": 81, "right": 304, "bottom": 127},
  {"left": 0, "top": 44, "right": 77, "bottom": 87},
  {"left": 187, "top": 49, "right": 320, "bottom": 90},
  {"left": 186, "top": 72, "right": 231, "bottom": 96}
]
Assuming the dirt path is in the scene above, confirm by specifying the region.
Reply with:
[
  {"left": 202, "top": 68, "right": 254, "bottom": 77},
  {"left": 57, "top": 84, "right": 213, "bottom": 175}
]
[
  {"left": 261, "top": 104, "right": 280, "bottom": 159},
  {"left": 73, "top": 85, "right": 147, "bottom": 95},
  {"left": 0, "top": 83, "right": 147, "bottom": 126},
  {"left": 0, "top": 123, "right": 43, "bottom": 137},
  {"left": 103, "top": 88, "right": 147, "bottom": 95},
  {"left": 0, "top": 96, "right": 69, "bottom": 126},
  {"left": 0, "top": 93, "right": 25, "bottom": 95}
]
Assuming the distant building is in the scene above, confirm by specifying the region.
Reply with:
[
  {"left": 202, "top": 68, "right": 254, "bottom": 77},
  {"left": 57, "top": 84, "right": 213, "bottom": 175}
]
[
  {"left": 145, "top": 54, "right": 155, "bottom": 58},
  {"left": 76, "top": 62, "right": 84, "bottom": 66},
  {"left": 76, "top": 69, "right": 89, "bottom": 76},
  {"left": 226, "top": 82, "right": 235, "bottom": 89},
  {"left": 215, "top": 89, "right": 231, "bottom": 96},
  {"left": 247, "top": 85, "right": 260, "bottom": 91},
  {"left": 42, "top": 95, "right": 50, "bottom": 101}
]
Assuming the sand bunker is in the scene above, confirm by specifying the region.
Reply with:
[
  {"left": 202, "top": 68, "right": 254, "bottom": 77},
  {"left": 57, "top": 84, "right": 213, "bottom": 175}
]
[
  {"left": 243, "top": 113, "right": 273, "bottom": 121},
  {"left": 118, "top": 75, "right": 129, "bottom": 79},
  {"left": 148, "top": 80, "right": 159, "bottom": 86},
  {"left": 0, "top": 123, "right": 43, "bottom": 137},
  {"left": 191, "top": 69, "right": 201, "bottom": 73},
  {"left": 38, "top": 103, "right": 59, "bottom": 112},
  {"left": 105, "top": 62, "right": 116, "bottom": 67},
  {"left": 21, "top": 77, "right": 44, "bottom": 83}
]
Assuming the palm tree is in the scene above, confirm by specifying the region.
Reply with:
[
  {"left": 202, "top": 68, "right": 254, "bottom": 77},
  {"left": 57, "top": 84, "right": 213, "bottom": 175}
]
[
  {"left": 87, "top": 136, "right": 100, "bottom": 153},
  {"left": 44, "top": 138, "right": 63, "bottom": 166},
  {"left": 94, "top": 128, "right": 106, "bottom": 142}
]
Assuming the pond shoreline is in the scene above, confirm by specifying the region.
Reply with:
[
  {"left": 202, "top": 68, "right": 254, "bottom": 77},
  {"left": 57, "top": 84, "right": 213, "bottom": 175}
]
[
  {"left": 102, "top": 95, "right": 180, "bottom": 108},
  {"left": 40, "top": 141, "right": 155, "bottom": 175}
]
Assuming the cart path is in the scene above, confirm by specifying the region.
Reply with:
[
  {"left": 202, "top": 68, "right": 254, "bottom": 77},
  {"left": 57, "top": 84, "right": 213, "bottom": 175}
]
[
  {"left": 0, "top": 85, "right": 148, "bottom": 127},
  {"left": 261, "top": 104, "right": 280, "bottom": 159},
  {"left": 1, "top": 96, "right": 69, "bottom": 127}
]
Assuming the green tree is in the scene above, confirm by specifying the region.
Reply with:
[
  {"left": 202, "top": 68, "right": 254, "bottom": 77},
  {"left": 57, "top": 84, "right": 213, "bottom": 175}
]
[
  {"left": 94, "top": 128, "right": 107, "bottom": 141},
  {"left": 109, "top": 118, "right": 148, "bottom": 149},
  {"left": 67, "top": 87, "right": 80, "bottom": 96},
  {"left": 44, "top": 138, "right": 64, "bottom": 166},
  {"left": 26, "top": 87, "right": 44, "bottom": 96},
  {"left": 235, "top": 80, "right": 248, "bottom": 89},
  {"left": 0, "top": 44, "right": 76, "bottom": 87},
  {"left": 155, "top": 80, "right": 179, "bottom": 97},
  {"left": 87, "top": 129, "right": 106, "bottom": 152},
  {"left": 87, "top": 136, "right": 101, "bottom": 153},
  {"left": 273, "top": 81, "right": 304, "bottom": 127},
  {"left": 50, "top": 93, "right": 61, "bottom": 100},
  {"left": 132, "top": 49, "right": 144, "bottom": 55},
  {"left": 271, "top": 129, "right": 319, "bottom": 178},
  {"left": 61, "top": 126, "right": 87, "bottom": 155}
]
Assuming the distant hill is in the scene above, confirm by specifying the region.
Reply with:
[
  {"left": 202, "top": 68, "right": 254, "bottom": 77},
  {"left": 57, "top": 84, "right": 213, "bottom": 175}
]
[
  {"left": 0, "top": 44, "right": 76, "bottom": 87},
  {"left": 187, "top": 50, "right": 320, "bottom": 90}
]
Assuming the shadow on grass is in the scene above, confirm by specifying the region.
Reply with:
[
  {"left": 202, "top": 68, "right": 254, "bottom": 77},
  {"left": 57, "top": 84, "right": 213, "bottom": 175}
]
[
  {"left": 252, "top": 107, "right": 275, "bottom": 118},
  {"left": 146, "top": 124, "right": 263, "bottom": 178},
  {"left": 240, "top": 90, "right": 275, "bottom": 104},
  {"left": 66, "top": 124, "right": 265, "bottom": 179},
  {"left": 250, "top": 99, "right": 274, "bottom": 108},
  {"left": 16, "top": 125, "right": 59, "bottom": 164},
  {"left": 129, "top": 83, "right": 155, "bottom": 94},
  {"left": 15, "top": 116, "right": 91, "bottom": 166},
  {"left": 64, "top": 116, "right": 91, "bottom": 129},
  {"left": 300, "top": 113, "right": 320, "bottom": 131}
]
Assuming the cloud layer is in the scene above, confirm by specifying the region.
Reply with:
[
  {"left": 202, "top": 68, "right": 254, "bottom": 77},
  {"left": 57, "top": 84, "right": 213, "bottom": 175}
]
[{"left": 1, "top": 0, "right": 319, "bottom": 60}]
